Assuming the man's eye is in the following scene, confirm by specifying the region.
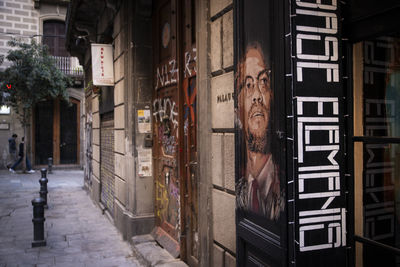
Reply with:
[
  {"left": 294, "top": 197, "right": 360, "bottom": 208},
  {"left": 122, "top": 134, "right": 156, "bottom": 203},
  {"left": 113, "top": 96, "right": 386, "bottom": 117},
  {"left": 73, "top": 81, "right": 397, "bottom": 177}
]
[
  {"left": 259, "top": 78, "right": 267, "bottom": 86},
  {"left": 246, "top": 82, "right": 252, "bottom": 89}
]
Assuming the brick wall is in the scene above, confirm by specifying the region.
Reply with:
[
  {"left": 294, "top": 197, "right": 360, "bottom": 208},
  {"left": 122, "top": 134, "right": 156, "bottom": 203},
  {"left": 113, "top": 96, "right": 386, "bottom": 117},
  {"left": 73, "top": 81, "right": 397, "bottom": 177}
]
[
  {"left": 0, "top": 0, "right": 38, "bottom": 70},
  {"left": 209, "top": 0, "right": 236, "bottom": 266}
]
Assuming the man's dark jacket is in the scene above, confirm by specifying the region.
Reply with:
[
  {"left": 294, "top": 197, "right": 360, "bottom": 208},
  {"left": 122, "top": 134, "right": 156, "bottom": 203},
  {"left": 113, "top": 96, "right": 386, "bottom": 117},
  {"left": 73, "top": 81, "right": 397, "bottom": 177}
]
[{"left": 8, "top": 138, "right": 16, "bottom": 154}]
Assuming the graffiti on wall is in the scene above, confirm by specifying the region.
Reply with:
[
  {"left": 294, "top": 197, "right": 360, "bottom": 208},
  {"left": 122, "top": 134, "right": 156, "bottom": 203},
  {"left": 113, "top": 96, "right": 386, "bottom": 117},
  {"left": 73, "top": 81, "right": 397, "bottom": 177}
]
[
  {"left": 156, "top": 59, "right": 178, "bottom": 89},
  {"left": 155, "top": 166, "right": 181, "bottom": 240},
  {"left": 156, "top": 180, "right": 169, "bottom": 221},
  {"left": 153, "top": 97, "right": 178, "bottom": 157},
  {"left": 184, "top": 48, "right": 197, "bottom": 78},
  {"left": 183, "top": 78, "right": 197, "bottom": 137},
  {"left": 84, "top": 123, "right": 92, "bottom": 184},
  {"left": 153, "top": 98, "right": 179, "bottom": 129}
]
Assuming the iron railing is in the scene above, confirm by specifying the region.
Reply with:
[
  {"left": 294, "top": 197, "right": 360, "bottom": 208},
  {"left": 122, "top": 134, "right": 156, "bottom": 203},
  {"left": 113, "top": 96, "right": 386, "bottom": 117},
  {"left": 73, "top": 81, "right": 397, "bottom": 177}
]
[{"left": 51, "top": 56, "right": 84, "bottom": 77}]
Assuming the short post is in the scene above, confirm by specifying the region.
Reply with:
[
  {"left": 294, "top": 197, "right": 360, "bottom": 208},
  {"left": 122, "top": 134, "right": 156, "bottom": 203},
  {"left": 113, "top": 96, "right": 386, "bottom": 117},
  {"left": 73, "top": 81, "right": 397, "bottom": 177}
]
[
  {"left": 39, "top": 168, "right": 48, "bottom": 209},
  {"left": 31, "top": 197, "right": 46, "bottom": 247},
  {"left": 47, "top": 157, "right": 53, "bottom": 174}
]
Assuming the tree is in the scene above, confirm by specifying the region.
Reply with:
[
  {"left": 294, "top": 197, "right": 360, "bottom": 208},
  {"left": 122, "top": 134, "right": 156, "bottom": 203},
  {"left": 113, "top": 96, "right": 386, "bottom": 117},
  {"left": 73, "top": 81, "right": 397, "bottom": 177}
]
[{"left": 0, "top": 38, "right": 72, "bottom": 171}]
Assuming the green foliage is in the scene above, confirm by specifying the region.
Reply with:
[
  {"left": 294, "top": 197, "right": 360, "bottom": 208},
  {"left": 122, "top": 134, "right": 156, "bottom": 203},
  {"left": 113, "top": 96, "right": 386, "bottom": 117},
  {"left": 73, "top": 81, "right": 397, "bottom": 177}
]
[{"left": 0, "top": 38, "right": 72, "bottom": 126}]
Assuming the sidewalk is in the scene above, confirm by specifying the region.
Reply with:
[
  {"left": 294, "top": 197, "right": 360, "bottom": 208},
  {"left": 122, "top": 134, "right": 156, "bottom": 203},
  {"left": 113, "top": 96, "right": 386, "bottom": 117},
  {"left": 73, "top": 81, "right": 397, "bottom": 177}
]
[{"left": 0, "top": 169, "right": 144, "bottom": 267}]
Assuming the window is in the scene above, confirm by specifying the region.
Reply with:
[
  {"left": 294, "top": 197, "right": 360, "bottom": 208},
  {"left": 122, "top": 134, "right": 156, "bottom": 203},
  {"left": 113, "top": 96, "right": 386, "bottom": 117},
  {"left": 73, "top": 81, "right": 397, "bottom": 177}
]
[
  {"left": 43, "top": 20, "right": 68, "bottom": 57},
  {"left": 353, "top": 36, "right": 400, "bottom": 267}
]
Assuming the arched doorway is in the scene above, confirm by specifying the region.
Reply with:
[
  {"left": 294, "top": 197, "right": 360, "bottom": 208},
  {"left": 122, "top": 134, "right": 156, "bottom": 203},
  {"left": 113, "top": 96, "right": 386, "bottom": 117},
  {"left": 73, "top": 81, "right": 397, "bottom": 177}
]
[{"left": 34, "top": 98, "right": 80, "bottom": 165}]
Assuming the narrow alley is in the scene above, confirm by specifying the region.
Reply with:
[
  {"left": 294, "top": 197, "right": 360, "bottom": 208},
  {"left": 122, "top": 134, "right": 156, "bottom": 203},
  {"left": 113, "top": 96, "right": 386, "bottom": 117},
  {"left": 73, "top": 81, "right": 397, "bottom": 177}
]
[{"left": 0, "top": 169, "right": 143, "bottom": 267}]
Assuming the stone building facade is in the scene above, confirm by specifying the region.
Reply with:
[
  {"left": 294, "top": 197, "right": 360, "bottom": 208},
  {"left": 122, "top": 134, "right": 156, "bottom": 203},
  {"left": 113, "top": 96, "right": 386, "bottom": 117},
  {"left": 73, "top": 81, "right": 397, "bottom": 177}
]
[
  {"left": 67, "top": 0, "right": 400, "bottom": 266},
  {"left": 67, "top": 0, "right": 237, "bottom": 266},
  {"left": 0, "top": 0, "right": 84, "bottom": 169}
]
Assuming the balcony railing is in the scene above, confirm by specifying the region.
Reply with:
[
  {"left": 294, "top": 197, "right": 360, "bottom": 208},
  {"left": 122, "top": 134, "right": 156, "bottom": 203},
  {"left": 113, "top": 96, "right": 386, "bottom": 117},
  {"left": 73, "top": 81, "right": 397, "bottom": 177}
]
[{"left": 51, "top": 56, "right": 84, "bottom": 77}]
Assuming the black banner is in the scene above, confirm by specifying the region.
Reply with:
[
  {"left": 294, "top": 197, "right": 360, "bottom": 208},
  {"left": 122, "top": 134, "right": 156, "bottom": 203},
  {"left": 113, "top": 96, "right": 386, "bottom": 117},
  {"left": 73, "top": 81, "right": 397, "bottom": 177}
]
[{"left": 291, "top": 0, "right": 347, "bottom": 265}]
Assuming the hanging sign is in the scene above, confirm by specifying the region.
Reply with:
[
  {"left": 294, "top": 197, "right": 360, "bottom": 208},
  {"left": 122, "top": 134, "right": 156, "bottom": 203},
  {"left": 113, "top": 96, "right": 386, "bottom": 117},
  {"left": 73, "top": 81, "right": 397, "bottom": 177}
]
[
  {"left": 91, "top": 44, "right": 114, "bottom": 86},
  {"left": 291, "top": 0, "right": 347, "bottom": 266}
]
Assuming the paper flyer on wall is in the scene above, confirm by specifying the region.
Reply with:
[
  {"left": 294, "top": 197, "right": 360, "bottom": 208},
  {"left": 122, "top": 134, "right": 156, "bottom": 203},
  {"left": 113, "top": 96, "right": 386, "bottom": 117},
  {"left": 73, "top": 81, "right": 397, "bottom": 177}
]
[
  {"left": 138, "top": 148, "right": 152, "bottom": 177},
  {"left": 137, "top": 109, "right": 151, "bottom": 133}
]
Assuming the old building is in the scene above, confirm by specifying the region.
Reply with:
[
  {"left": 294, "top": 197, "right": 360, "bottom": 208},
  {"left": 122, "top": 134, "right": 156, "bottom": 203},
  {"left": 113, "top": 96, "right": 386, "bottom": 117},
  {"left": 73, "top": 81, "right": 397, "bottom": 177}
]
[
  {"left": 0, "top": 0, "right": 84, "bottom": 169},
  {"left": 66, "top": 0, "right": 400, "bottom": 266}
]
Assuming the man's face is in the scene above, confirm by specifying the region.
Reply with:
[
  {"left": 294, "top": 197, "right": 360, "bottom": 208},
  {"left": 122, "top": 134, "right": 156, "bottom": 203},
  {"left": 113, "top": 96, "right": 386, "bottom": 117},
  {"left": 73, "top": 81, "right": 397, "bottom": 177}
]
[{"left": 240, "top": 48, "right": 271, "bottom": 150}]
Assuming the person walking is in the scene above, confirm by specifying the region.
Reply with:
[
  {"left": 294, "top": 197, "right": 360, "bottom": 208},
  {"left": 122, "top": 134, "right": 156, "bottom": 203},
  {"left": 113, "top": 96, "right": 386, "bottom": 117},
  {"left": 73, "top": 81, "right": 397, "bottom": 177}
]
[
  {"left": 7, "top": 134, "right": 18, "bottom": 168},
  {"left": 9, "top": 137, "right": 35, "bottom": 173}
]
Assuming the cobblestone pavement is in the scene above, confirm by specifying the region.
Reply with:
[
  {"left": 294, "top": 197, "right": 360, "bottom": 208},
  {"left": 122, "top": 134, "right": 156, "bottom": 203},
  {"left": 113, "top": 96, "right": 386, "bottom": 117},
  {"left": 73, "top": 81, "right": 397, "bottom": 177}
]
[{"left": 0, "top": 169, "right": 145, "bottom": 267}]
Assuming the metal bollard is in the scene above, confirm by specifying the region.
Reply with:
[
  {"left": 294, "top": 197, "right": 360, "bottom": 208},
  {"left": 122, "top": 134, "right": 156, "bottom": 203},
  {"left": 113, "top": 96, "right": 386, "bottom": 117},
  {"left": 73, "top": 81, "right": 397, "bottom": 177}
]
[
  {"left": 47, "top": 157, "right": 53, "bottom": 174},
  {"left": 31, "top": 197, "right": 46, "bottom": 247},
  {"left": 39, "top": 168, "right": 48, "bottom": 209}
]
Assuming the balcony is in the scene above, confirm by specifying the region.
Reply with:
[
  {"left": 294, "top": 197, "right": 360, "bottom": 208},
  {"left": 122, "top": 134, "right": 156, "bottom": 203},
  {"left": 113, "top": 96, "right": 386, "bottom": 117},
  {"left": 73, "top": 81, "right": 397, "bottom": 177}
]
[{"left": 51, "top": 56, "right": 84, "bottom": 78}]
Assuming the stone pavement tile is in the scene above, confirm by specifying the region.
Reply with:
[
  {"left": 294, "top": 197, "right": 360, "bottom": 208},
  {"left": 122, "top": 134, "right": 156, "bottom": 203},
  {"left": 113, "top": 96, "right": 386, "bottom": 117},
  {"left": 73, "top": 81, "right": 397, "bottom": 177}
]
[
  {"left": 0, "top": 246, "right": 25, "bottom": 255},
  {"left": 47, "top": 240, "right": 68, "bottom": 249},
  {"left": 1, "top": 252, "right": 39, "bottom": 265},
  {"left": 36, "top": 256, "right": 56, "bottom": 265},
  {"left": 53, "top": 253, "right": 89, "bottom": 266},
  {"left": 86, "top": 256, "right": 140, "bottom": 267}
]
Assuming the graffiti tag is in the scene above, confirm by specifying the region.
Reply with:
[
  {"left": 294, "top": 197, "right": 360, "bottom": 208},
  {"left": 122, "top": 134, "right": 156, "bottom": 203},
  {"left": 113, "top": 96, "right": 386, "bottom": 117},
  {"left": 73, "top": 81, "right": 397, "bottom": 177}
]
[
  {"left": 156, "top": 59, "right": 178, "bottom": 89},
  {"left": 155, "top": 180, "right": 169, "bottom": 221},
  {"left": 184, "top": 48, "right": 197, "bottom": 78},
  {"left": 153, "top": 98, "right": 178, "bottom": 129}
]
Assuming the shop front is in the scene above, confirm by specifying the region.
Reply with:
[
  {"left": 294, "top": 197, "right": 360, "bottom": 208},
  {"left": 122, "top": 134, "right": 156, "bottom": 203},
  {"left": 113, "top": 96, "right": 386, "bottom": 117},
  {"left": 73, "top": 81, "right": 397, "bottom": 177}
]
[{"left": 235, "top": 0, "right": 400, "bottom": 266}]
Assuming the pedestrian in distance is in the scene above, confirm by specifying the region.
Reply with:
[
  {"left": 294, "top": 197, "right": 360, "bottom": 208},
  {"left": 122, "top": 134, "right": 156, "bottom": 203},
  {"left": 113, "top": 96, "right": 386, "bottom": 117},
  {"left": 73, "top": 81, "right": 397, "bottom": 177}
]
[
  {"left": 9, "top": 137, "right": 35, "bottom": 173},
  {"left": 7, "top": 133, "right": 18, "bottom": 169}
]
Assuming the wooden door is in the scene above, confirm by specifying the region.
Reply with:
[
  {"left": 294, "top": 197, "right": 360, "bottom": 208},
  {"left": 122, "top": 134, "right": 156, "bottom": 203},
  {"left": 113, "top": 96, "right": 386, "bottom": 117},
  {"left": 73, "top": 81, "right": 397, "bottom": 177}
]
[
  {"left": 35, "top": 101, "right": 54, "bottom": 165},
  {"left": 181, "top": 0, "right": 198, "bottom": 264},
  {"left": 59, "top": 99, "right": 78, "bottom": 164},
  {"left": 153, "top": 0, "right": 181, "bottom": 257},
  {"left": 153, "top": 1, "right": 198, "bottom": 260},
  {"left": 34, "top": 98, "right": 79, "bottom": 165}
]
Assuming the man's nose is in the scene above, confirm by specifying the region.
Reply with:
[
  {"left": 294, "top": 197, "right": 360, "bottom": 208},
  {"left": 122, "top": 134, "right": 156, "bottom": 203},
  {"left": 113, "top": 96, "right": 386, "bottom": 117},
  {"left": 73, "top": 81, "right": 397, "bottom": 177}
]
[{"left": 252, "top": 86, "right": 263, "bottom": 104}]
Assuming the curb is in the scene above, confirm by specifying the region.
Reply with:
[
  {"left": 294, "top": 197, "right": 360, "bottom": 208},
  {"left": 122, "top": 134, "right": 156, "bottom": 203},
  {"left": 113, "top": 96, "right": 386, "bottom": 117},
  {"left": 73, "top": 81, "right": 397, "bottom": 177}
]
[{"left": 130, "top": 234, "right": 188, "bottom": 267}]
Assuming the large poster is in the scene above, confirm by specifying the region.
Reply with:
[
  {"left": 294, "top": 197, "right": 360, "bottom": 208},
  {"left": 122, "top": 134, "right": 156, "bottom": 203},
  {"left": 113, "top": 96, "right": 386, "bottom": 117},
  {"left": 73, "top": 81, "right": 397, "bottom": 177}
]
[
  {"left": 235, "top": 0, "right": 286, "bottom": 246},
  {"left": 236, "top": 42, "right": 285, "bottom": 221}
]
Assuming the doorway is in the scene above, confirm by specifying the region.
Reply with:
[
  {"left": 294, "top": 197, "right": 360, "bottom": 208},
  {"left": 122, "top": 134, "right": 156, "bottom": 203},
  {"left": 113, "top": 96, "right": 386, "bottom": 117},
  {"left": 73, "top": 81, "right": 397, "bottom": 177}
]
[
  {"left": 34, "top": 98, "right": 80, "bottom": 165},
  {"left": 152, "top": 0, "right": 198, "bottom": 262}
]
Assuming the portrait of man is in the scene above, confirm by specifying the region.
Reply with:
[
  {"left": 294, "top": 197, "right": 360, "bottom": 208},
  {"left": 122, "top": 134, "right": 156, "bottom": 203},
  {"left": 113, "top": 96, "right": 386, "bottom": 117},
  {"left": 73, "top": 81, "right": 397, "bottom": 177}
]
[{"left": 236, "top": 42, "right": 284, "bottom": 220}]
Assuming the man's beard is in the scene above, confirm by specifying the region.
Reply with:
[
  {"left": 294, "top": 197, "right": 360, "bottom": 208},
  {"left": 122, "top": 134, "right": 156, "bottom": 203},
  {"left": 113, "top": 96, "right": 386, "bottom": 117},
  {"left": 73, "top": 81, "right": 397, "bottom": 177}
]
[
  {"left": 247, "top": 130, "right": 269, "bottom": 154},
  {"left": 246, "top": 102, "right": 270, "bottom": 154}
]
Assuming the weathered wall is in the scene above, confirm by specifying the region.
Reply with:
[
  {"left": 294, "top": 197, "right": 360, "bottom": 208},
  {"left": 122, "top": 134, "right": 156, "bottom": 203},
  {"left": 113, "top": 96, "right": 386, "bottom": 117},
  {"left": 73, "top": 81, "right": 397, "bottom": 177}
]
[
  {"left": 84, "top": 0, "right": 154, "bottom": 239},
  {"left": 209, "top": 0, "right": 236, "bottom": 266},
  {"left": 197, "top": 0, "right": 236, "bottom": 266}
]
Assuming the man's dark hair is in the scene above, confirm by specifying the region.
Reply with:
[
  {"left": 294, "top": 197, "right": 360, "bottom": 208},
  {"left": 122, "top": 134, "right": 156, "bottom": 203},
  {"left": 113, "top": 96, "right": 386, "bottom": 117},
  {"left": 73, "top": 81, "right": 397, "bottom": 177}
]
[{"left": 12, "top": 134, "right": 17, "bottom": 138}]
